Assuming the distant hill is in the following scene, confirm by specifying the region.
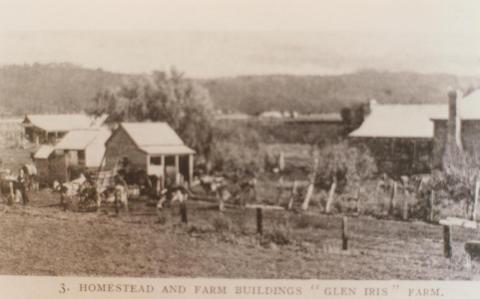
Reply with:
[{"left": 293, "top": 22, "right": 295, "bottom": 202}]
[
  {"left": 1, "top": 64, "right": 479, "bottom": 115},
  {"left": 0, "top": 63, "right": 127, "bottom": 115},
  {"left": 203, "top": 71, "right": 480, "bottom": 114}
]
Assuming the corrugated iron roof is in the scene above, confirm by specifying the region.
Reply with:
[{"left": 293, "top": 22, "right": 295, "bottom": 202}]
[
  {"left": 55, "top": 128, "right": 111, "bottom": 150},
  {"left": 120, "top": 122, "right": 195, "bottom": 155},
  {"left": 349, "top": 103, "right": 446, "bottom": 138},
  {"left": 121, "top": 122, "right": 184, "bottom": 146},
  {"left": 33, "top": 145, "right": 55, "bottom": 159},
  {"left": 23, "top": 113, "right": 107, "bottom": 132}
]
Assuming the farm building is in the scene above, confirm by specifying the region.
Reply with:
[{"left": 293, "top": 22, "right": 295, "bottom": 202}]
[
  {"left": 55, "top": 128, "right": 111, "bottom": 169},
  {"left": 32, "top": 144, "right": 65, "bottom": 186},
  {"left": 349, "top": 100, "right": 444, "bottom": 174},
  {"left": 284, "top": 113, "right": 345, "bottom": 144},
  {"left": 104, "top": 122, "right": 195, "bottom": 188},
  {"left": 23, "top": 113, "right": 107, "bottom": 145},
  {"left": 431, "top": 89, "right": 480, "bottom": 168},
  {"left": 349, "top": 89, "right": 480, "bottom": 175}
]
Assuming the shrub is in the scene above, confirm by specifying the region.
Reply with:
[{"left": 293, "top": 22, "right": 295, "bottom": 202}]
[
  {"left": 212, "top": 216, "right": 232, "bottom": 233},
  {"left": 315, "top": 142, "right": 377, "bottom": 193},
  {"left": 264, "top": 228, "right": 291, "bottom": 246},
  {"left": 210, "top": 122, "right": 266, "bottom": 176}
]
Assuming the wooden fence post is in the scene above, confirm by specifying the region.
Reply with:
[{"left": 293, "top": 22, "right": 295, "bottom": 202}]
[
  {"left": 287, "top": 181, "right": 297, "bottom": 210},
  {"left": 473, "top": 180, "right": 479, "bottom": 221},
  {"left": 402, "top": 189, "right": 409, "bottom": 221},
  {"left": 278, "top": 151, "right": 285, "bottom": 172},
  {"left": 389, "top": 181, "right": 397, "bottom": 216},
  {"left": 429, "top": 190, "right": 435, "bottom": 223},
  {"left": 180, "top": 201, "right": 188, "bottom": 224},
  {"left": 443, "top": 225, "right": 452, "bottom": 258},
  {"left": 256, "top": 208, "right": 263, "bottom": 235},
  {"left": 356, "top": 188, "right": 362, "bottom": 215},
  {"left": 301, "top": 152, "right": 318, "bottom": 211},
  {"left": 325, "top": 177, "right": 337, "bottom": 214},
  {"left": 342, "top": 216, "right": 348, "bottom": 251}
]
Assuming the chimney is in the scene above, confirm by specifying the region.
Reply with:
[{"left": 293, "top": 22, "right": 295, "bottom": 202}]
[{"left": 447, "top": 87, "right": 463, "bottom": 150}]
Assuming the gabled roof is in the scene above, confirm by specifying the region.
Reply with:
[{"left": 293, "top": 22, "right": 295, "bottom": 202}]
[
  {"left": 55, "top": 128, "right": 111, "bottom": 150},
  {"left": 115, "top": 122, "right": 195, "bottom": 155},
  {"left": 33, "top": 145, "right": 55, "bottom": 159},
  {"left": 23, "top": 113, "right": 107, "bottom": 132},
  {"left": 431, "top": 89, "right": 480, "bottom": 120},
  {"left": 349, "top": 103, "right": 446, "bottom": 139}
]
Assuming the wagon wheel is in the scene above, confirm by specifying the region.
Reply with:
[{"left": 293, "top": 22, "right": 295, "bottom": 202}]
[{"left": 78, "top": 192, "right": 97, "bottom": 211}]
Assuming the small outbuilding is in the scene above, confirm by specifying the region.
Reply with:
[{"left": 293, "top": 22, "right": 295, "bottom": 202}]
[
  {"left": 104, "top": 122, "right": 195, "bottom": 188},
  {"left": 23, "top": 113, "right": 107, "bottom": 145},
  {"left": 55, "top": 128, "right": 111, "bottom": 169},
  {"left": 33, "top": 145, "right": 55, "bottom": 186}
]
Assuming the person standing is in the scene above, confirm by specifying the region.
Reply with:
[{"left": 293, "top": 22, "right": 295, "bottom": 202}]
[{"left": 17, "top": 168, "right": 29, "bottom": 205}]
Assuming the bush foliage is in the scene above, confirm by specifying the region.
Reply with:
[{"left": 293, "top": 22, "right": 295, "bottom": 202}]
[{"left": 315, "top": 142, "right": 377, "bottom": 193}]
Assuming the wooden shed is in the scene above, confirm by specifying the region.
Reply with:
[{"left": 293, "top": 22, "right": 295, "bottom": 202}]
[
  {"left": 33, "top": 145, "right": 55, "bottom": 186},
  {"left": 104, "top": 122, "right": 195, "bottom": 188},
  {"left": 55, "top": 128, "right": 111, "bottom": 169}
]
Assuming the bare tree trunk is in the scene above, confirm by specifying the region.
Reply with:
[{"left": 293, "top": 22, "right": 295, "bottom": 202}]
[{"left": 325, "top": 177, "right": 337, "bottom": 214}]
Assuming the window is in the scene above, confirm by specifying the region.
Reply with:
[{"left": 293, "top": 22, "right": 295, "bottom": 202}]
[
  {"left": 78, "top": 150, "right": 86, "bottom": 165},
  {"left": 150, "top": 156, "right": 162, "bottom": 165},
  {"left": 165, "top": 156, "right": 175, "bottom": 166}
]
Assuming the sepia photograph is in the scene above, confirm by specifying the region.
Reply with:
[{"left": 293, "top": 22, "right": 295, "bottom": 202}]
[{"left": 1, "top": 0, "right": 480, "bottom": 290}]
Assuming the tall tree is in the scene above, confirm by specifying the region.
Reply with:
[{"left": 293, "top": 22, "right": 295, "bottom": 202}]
[{"left": 90, "top": 69, "right": 215, "bottom": 158}]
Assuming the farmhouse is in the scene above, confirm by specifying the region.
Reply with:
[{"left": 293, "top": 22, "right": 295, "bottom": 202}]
[
  {"left": 55, "top": 128, "right": 111, "bottom": 168},
  {"left": 23, "top": 113, "right": 107, "bottom": 145},
  {"left": 349, "top": 89, "right": 480, "bottom": 175},
  {"left": 349, "top": 100, "right": 444, "bottom": 174},
  {"left": 104, "top": 122, "right": 195, "bottom": 188}
]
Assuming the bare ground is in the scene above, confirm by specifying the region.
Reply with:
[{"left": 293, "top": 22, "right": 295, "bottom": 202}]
[{"left": 0, "top": 190, "right": 480, "bottom": 279}]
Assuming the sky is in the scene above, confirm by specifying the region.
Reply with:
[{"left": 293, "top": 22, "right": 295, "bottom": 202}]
[{"left": 0, "top": 0, "right": 479, "bottom": 77}]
